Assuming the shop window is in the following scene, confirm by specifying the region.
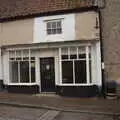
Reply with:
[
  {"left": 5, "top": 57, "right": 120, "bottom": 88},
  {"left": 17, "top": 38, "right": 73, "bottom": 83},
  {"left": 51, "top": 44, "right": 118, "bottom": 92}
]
[
  {"left": 60, "top": 46, "right": 91, "bottom": 84},
  {"left": 9, "top": 50, "right": 36, "bottom": 84}
]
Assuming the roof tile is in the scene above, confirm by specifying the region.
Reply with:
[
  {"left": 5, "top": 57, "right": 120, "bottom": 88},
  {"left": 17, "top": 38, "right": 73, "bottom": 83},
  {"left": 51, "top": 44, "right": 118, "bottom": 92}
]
[{"left": 0, "top": 0, "right": 96, "bottom": 20}]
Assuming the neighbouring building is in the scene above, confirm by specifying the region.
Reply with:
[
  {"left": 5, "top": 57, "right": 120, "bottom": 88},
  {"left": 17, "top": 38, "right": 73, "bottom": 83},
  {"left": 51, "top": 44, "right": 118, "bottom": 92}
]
[
  {"left": 101, "top": 0, "right": 120, "bottom": 96},
  {"left": 0, "top": 0, "right": 109, "bottom": 97}
]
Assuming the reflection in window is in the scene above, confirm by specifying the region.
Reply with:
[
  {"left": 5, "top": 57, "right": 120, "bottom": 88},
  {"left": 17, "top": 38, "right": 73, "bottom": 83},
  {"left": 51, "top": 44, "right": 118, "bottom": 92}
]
[
  {"left": 62, "top": 61, "right": 73, "bottom": 83},
  {"left": 31, "top": 61, "right": 36, "bottom": 83},
  {"left": 60, "top": 46, "right": 91, "bottom": 84},
  {"left": 9, "top": 56, "right": 36, "bottom": 83},
  {"left": 20, "top": 61, "right": 29, "bottom": 83},
  {"left": 10, "top": 62, "right": 18, "bottom": 83},
  {"left": 75, "top": 60, "right": 86, "bottom": 83}
]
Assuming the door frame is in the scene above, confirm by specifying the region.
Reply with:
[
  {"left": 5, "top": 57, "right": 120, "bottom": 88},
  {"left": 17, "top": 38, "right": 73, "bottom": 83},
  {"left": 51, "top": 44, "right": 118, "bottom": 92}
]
[{"left": 39, "top": 57, "right": 55, "bottom": 92}]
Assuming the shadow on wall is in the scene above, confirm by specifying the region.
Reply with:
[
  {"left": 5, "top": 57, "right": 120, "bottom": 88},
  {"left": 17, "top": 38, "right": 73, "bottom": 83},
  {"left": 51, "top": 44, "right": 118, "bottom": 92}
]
[{"left": 0, "top": 80, "right": 4, "bottom": 92}]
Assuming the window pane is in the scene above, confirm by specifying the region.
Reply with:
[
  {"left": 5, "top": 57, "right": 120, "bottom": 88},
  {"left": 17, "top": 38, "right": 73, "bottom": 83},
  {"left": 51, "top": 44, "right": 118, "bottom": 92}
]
[
  {"left": 70, "top": 47, "right": 77, "bottom": 59},
  {"left": 52, "top": 29, "right": 56, "bottom": 34},
  {"left": 79, "top": 47, "right": 85, "bottom": 54},
  {"left": 23, "top": 50, "right": 29, "bottom": 57},
  {"left": 10, "top": 58, "right": 15, "bottom": 61},
  {"left": 56, "top": 28, "right": 62, "bottom": 34},
  {"left": 16, "top": 50, "right": 21, "bottom": 58},
  {"left": 52, "top": 22, "right": 56, "bottom": 28},
  {"left": 16, "top": 57, "right": 21, "bottom": 60},
  {"left": 79, "top": 54, "right": 86, "bottom": 59},
  {"left": 31, "top": 57, "right": 35, "bottom": 61},
  {"left": 70, "top": 47, "right": 76, "bottom": 55},
  {"left": 31, "top": 61, "right": 36, "bottom": 83},
  {"left": 62, "top": 61, "right": 73, "bottom": 83},
  {"left": 9, "top": 51, "right": 15, "bottom": 58},
  {"left": 23, "top": 57, "right": 29, "bottom": 61},
  {"left": 47, "top": 29, "right": 52, "bottom": 34},
  {"left": 57, "top": 21, "right": 61, "bottom": 28},
  {"left": 62, "top": 55, "right": 68, "bottom": 59},
  {"left": 20, "top": 61, "right": 29, "bottom": 83},
  {"left": 70, "top": 55, "right": 77, "bottom": 59},
  {"left": 61, "top": 48, "right": 68, "bottom": 55},
  {"left": 47, "top": 22, "right": 51, "bottom": 29},
  {"left": 10, "top": 62, "right": 18, "bottom": 83},
  {"left": 75, "top": 60, "right": 87, "bottom": 83}
]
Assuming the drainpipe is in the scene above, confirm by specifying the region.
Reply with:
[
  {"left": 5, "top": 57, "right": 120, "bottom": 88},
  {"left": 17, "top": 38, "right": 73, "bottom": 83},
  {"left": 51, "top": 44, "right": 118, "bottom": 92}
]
[{"left": 98, "top": 9, "right": 106, "bottom": 98}]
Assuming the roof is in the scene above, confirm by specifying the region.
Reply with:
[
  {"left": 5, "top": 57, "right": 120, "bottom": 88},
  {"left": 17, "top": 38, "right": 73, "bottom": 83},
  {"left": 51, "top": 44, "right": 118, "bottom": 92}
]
[{"left": 0, "top": 0, "right": 98, "bottom": 21}]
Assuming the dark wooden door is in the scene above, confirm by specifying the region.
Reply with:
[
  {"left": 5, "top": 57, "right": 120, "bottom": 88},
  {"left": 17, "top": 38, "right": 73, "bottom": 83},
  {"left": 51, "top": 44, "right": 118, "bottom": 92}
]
[{"left": 40, "top": 57, "right": 55, "bottom": 92}]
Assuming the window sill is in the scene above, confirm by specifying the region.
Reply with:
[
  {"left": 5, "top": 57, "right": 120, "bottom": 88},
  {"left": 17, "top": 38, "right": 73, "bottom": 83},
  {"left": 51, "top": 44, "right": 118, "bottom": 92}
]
[
  {"left": 57, "top": 83, "right": 94, "bottom": 86},
  {"left": 8, "top": 83, "right": 38, "bottom": 86}
]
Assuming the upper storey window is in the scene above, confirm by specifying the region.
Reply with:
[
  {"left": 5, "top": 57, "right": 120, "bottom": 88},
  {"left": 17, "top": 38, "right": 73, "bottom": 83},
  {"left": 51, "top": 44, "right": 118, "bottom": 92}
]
[{"left": 46, "top": 20, "right": 62, "bottom": 35}]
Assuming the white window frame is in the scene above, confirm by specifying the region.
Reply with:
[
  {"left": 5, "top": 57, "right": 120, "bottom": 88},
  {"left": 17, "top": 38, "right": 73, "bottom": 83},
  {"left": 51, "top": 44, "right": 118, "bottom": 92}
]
[
  {"left": 8, "top": 49, "right": 36, "bottom": 85},
  {"left": 59, "top": 45, "right": 93, "bottom": 86},
  {"left": 45, "top": 19, "right": 63, "bottom": 35}
]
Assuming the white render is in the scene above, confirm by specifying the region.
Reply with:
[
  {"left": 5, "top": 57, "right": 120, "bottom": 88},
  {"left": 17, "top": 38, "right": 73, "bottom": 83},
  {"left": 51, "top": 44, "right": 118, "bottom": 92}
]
[
  {"left": 96, "top": 41, "right": 102, "bottom": 86},
  {"left": 0, "top": 48, "right": 3, "bottom": 80},
  {"left": 91, "top": 41, "right": 102, "bottom": 86},
  {"left": 2, "top": 41, "right": 102, "bottom": 89},
  {"left": 3, "top": 51, "right": 9, "bottom": 84},
  {"left": 33, "top": 14, "right": 75, "bottom": 43}
]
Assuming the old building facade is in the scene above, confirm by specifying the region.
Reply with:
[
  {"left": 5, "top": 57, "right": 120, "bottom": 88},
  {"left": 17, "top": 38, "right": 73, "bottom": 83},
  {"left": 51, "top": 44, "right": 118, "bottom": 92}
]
[{"left": 2, "top": 0, "right": 120, "bottom": 97}]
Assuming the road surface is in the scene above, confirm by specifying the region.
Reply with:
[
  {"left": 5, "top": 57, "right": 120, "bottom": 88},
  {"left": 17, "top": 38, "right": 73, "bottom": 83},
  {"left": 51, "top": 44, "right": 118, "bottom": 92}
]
[{"left": 0, "top": 105, "right": 119, "bottom": 120}]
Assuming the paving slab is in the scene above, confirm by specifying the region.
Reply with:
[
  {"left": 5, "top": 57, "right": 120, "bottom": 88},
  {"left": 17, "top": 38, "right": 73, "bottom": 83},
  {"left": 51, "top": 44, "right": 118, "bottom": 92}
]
[{"left": 0, "top": 104, "right": 47, "bottom": 120}]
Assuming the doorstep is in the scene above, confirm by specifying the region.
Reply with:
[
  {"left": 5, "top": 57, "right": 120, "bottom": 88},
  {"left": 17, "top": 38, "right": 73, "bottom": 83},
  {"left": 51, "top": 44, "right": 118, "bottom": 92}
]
[{"left": 34, "top": 92, "right": 60, "bottom": 97}]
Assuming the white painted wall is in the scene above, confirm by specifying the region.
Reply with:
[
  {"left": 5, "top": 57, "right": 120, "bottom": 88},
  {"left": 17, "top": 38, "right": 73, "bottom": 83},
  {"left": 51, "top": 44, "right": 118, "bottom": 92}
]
[
  {"left": 91, "top": 44, "right": 97, "bottom": 84},
  {"left": 3, "top": 51, "right": 9, "bottom": 84},
  {"left": 33, "top": 14, "right": 75, "bottom": 43},
  {"left": 96, "top": 41, "right": 102, "bottom": 86},
  {"left": 91, "top": 41, "right": 102, "bottom": 86},
  {"left": 0, "top": 48, "right": 3, "bottom": 80}
]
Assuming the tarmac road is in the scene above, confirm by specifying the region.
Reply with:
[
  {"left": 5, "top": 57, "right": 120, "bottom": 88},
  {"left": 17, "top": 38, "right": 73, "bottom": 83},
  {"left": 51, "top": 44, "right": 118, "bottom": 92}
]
[{"left": 0, "top": 105, "right": 119, "bottom": 120}]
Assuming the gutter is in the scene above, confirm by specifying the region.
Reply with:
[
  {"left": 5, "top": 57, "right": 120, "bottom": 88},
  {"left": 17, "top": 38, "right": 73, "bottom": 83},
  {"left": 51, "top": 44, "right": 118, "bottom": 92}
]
[{"left": 98, "top": 9, "right": 106, "bottom": 98}]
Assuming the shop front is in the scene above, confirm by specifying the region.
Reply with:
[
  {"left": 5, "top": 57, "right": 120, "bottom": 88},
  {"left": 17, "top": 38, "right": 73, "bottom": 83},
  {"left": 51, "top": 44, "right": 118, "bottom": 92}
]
[{"left": 2, "top": 41, "right": 102, "bottom": 97}]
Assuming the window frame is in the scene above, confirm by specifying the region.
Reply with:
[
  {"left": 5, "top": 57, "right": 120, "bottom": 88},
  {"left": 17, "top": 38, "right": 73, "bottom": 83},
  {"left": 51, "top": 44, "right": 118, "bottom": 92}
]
[
  {"left": 59, "top": 46, "right": 92, "bottom": 86},
  {"left": 9, "top": 49, "right": 36, "bottom": 84},
  {"left": 46, "top": 19, "right": 63, "bottom": 35}
]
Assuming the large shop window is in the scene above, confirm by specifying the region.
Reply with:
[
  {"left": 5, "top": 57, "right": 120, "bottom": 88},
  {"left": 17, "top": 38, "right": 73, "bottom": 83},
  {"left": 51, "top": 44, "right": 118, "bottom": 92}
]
[
  {"left": 9, "top": 50, "right": 36, "bottom": 83},
  {"left": 60, "top": 46, "right": 91, "bottom": 85}
]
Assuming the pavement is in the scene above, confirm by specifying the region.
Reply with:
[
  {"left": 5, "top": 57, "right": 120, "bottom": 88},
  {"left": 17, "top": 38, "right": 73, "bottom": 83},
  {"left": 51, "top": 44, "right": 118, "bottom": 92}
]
[{"left": 0, "top": 92, "right": 120, "bottom": 116}]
